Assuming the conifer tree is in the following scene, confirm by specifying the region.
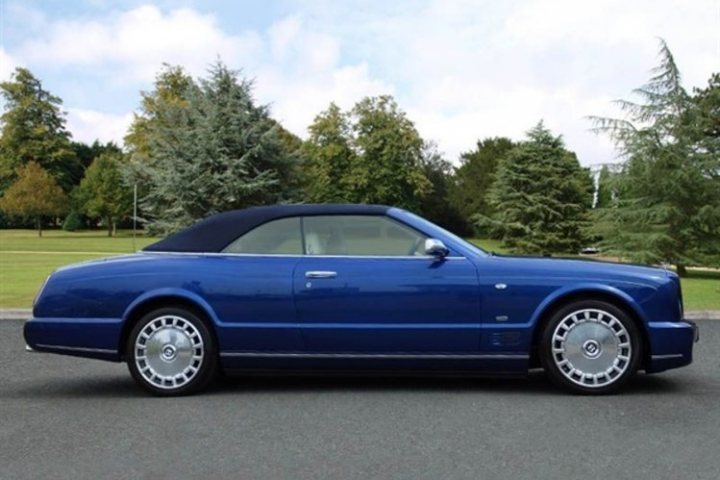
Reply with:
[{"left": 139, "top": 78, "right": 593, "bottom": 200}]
[
  {"left": 478, "top": 122, "right": 593, "bottom": 254},
  {"left": 589, "top": 40, "right": 720, "bottom": 273},
  {"left": 139, "top": 62, "right": 296, "bottom": 233}
]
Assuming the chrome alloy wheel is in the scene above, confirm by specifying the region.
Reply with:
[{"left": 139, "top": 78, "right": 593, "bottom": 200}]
[
  {"left": 551, "top": 308, "right": 632, "bottom": 388},
  {"left": 134, "top": 315, "right": 204, "bottom": 390}
]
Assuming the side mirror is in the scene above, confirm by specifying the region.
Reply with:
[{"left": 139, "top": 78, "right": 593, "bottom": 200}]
[{"left": 424, "top": 238, "right": 449, "bottom": 258}]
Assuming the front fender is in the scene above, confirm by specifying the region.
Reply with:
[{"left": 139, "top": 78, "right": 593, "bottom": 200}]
[{"left": 528, "top": 282, "right": 653, "bottom": 329}]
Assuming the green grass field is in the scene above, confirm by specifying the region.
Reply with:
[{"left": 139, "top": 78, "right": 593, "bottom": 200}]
[
  {"left": 0, "top": 230, "right": 718, "bottom": 310},
  {"left": 0, "top": 230, "right": 158, "bottom": 307},
  {"left": 469, "top": 238, "right": 720, "bottom": 311}
]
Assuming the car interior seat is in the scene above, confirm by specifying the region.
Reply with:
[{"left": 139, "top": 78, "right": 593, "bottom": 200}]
[{"left": 305, "top": 233, "right": 323, "bottom": 255}]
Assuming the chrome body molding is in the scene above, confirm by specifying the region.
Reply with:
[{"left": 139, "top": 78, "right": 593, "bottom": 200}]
[
  {"left": 141, "top": 251, "right": 467, "bottom": 260},
  {"left": 651, "top": 353, "right": 684, "bottom": 360},
  {"left": 34, "top": 344, "right": 117, "bottom": 355},
  {"left": 219, "top": 352, "right": 529, "bottom": 360}
]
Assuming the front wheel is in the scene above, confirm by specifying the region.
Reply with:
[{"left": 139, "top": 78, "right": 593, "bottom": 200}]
[
  {"left": 540, "top": 300, "right": 642, "bottom": 394},
  {"left": 127, "top": 307, "right": 217, "bottom": 396}
]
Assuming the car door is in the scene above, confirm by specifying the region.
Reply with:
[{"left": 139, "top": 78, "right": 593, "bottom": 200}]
[
  {"left": 215, "top": 217, "right": 304, "bottom": 353},
  {"left": 293, "top": 215, "right": 481, "bottom": 353}
]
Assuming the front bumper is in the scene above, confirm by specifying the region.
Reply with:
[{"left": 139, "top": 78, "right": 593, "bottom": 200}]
[{"left": 645, "top": 319, "right": 698, "bottom": 373}]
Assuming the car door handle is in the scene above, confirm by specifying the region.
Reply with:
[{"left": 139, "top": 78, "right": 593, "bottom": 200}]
[{"left": 305, "top": 271, "right": 337, "bottom": 279}]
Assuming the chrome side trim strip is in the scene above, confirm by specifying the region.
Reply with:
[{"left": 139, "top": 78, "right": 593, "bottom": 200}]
[
  {"left": 651, "top": 353, "right": 684, "bottom": 360},
  {"left": 220, "top": 352, "right": 529, "bottom": 360},
  {"left": 35, "top": 344, "right": 117, "bottom": 354},
  {"left": 143, "top": 251, "right": 467, "bottom": 260}
]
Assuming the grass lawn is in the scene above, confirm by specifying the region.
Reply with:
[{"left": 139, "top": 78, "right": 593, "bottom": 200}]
[
  {"left": 0, "top": 230, "right": 718, "bottom": 310},
  {"left": 470, "top": 238, "right": 720, "bottom": 311},
  {"left": 0, "top": 229, "right": 158, "bottom": 307}
]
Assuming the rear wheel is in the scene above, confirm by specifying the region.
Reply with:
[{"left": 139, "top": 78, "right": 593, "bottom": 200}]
[
  {"left": 127, "top": 307, "right": 217, "bottom": 396},
  {"left": 540, "top": 300, "right": 642, "bottom": 394}
]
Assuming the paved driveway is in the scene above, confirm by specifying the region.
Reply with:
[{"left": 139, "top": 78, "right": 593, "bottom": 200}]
[{"left": 1, "top": 319, "right": 718, "bottom": 479}]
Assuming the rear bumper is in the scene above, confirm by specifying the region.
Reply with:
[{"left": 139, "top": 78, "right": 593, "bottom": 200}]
[
  {"left": 23, "top": 317, "right": 123, "bottom": 361},
  {"left": 645, "top": 319, "right": 698, "bottom": 373}
]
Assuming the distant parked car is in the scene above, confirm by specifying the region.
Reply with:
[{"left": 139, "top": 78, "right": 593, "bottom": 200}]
[
  {"left": 581, "top": 246, "right": 601, "bottom": 255},
  {"left": 25, "top": 204, "right": 698, "bottom": 396}
]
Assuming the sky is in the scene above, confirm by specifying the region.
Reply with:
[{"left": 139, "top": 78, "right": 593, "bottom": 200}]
[{"left": 1, "top": 0, "right": 718, "bottom": 166}]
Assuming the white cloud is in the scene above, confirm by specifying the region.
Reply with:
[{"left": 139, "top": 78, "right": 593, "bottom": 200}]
[
  {"left": 258, "top": 62, "right": 393, "bottom": 135},
  {"left": 0, "top": 48, "right": 19, "bottom": 81},
  {"left": 16, "top": 4, "right": 263, "bottom": 81},
  {"left": 306, "top": 0, "right": 719, "bottom": 164},
  {"left": 66, "top": 108, "right": 134, "bottom": 145},
  {"left": 5, "top": 1, "right": 718, "bottom": 165}
]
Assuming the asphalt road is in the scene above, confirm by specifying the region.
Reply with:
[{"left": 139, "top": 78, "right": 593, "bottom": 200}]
[{"left": 1, "top": 320, "right": 718, "bottom": 480}]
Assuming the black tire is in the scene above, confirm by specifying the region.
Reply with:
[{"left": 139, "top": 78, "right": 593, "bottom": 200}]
[
  {"left": 127, "top": 306, "right": 218, "bottom": 396},
  {"left": 539, "top": 300, "right": 642, "bottom": 394}
]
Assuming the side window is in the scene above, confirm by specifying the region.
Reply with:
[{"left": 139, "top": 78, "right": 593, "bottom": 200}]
[
  {"left": 303, "top": 215, "right": 427, "bottom": 256},
  {"left": 223, "top": 217, "right": 302, "bottom": 254}
]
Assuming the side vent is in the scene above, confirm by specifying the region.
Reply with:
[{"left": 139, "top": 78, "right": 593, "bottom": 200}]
[{"left": 490, "top": 332, "right": 522, "bottom": 347}]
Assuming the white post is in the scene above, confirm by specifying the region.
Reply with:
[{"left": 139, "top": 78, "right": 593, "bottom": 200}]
[{"left": 132, "top": 183, "right": 138, "bottom": 251}]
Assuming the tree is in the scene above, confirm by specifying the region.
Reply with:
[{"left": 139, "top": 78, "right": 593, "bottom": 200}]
[
  {"left": 478, "top": 122, "right": 593, "bottom": 254},
  {"left": 0, "top": 161, "right": 68, "bottom": 236},
  {"left": 589, "top": 40, "right": 720, "bottom": 274},
  {"left": 349, "top": 96, "right": 432, "bottom": 210},
  {"left": 417, "top": 141, "right": 470, "bottom": 234},
  {"left": 138, "top": 61, "right": 297, "bottom": 233},
  {"left": 302, "top": 103, "right": 356, "bottom": 202},
  {"left": 72, "top": 140, "right": 122, "bottom": 171},
  {"left": 449, "top": 137, "right": 515, "bottom": 234},
  {"left": 0, "top": 67, "right": 78, "bottom": 192},
  {"left": 75, "top": 152, "right": 133, "bottom": 236},
  {"left": 124, "top": 64, "right": 194, "bottom": 161},
  {"left": 302, "top": 96, "right": 432, "bottom": 210}
]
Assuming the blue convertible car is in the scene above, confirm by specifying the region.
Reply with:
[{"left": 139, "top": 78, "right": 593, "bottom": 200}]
[{"left": 25, "top": 204, "right": 698, "bottom": 395}]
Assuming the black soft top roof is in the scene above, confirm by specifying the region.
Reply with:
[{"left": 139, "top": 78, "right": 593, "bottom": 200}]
[{"left": 143, "top": 204, "right": 391, "bottom": 253}]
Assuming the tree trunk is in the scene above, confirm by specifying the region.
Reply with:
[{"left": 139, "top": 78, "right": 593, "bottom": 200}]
[
  {"left": 36, "top": 217, "right": 42, "bottom": 237},
  {"left": 106, "top": 216, "right": 113, "bottom": 237},
  {"left": 676, "top": 263, "right": 687, "bottom": 277}
]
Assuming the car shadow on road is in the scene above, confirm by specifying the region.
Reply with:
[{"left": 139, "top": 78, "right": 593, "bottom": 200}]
[
  {"left": 6, "top": 371, "right": 689, "bottom": 399},
  {"left": 205, "top": 370, "right": 689, "bottom": 397},
  {"left": 7, "top": 376, "right": 146, "bottom": 399}
]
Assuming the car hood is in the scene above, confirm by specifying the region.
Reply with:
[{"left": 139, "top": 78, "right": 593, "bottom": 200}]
[{"left": 485, "top": 254, "right": 671, "bottom": 285}]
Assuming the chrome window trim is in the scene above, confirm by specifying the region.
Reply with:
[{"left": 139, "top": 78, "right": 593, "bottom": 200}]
[
  {"left": 219, "top": 352, "right": 529, "bottom": 360},
  {"left": 142, "top": 251, "right": 467, "bottom": 260}
]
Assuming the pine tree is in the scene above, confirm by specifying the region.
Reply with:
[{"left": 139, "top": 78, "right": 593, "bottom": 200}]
[
  {"left": 478, "top": 122, "right": 592, "bottom": 254},
  {"left": 589, "top": 40, "right": 720, "bottom": 273},
  {"left": 139, "top": 62, "right": 297, "bottom": 233}
]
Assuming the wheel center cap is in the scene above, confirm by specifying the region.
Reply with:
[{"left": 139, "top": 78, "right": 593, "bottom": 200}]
[
  {"left": 161, "top": 344, "right": 177, "bottom": 362},
  {"left": 582, "top": 339, "right": 602, "bottom": 359}
]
